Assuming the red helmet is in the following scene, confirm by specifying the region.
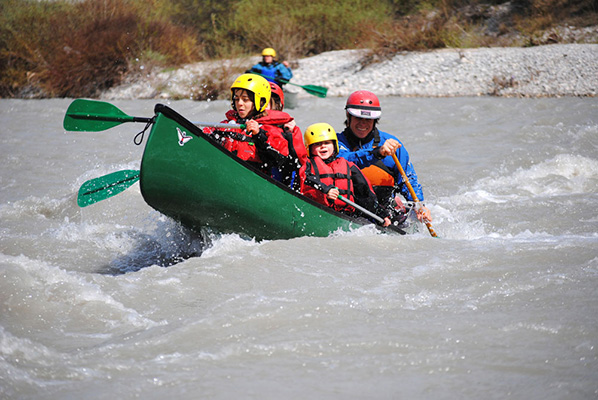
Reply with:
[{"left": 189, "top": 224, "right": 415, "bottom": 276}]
[
  {"left": 345, "top": 90, "right": 381, "bottom": 119},
  {"left": 269, "top": 82, "right": 285, "bottom": 109}
]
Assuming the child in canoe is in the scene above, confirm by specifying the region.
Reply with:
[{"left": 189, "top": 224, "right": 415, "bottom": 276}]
[
  {"left": 267, "top": 81, "right": 306, "bottom": 190},
  {"left": 299, "top": 123, "right": 391, "bottom": 227},
  {"left": 203, "top": 73, "right": 290, "bottom": 177}
]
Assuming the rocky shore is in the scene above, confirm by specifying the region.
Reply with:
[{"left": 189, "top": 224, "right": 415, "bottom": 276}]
[{"left": 102, "top": 43, "right": 598, "bottom": 100}]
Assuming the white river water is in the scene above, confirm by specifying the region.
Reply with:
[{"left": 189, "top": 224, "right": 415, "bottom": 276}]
[{"left": 1, "top": 97, "right": 597, "bottom": 399}]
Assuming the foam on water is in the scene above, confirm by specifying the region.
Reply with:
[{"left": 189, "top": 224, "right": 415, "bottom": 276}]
[
  {"left": 2, "top": 97, "right": 597, "bottom": 399},
  {"left": 1, "top": 253, "right": 162, "bottom": 331},
  {"left": 474, "top": 154, "right": 598, "bottom": 197}
]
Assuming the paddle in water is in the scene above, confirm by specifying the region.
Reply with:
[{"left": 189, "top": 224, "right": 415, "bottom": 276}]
[
  {"left": 77, "top": 169, "right": 140, "bottom": 207},
  {"left": 391, "top": 154, "right": 438, "bottom": 237}
]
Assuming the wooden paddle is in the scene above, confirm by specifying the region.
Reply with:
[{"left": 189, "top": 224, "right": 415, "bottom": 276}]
[
  {"left": 63, "top": 99, "right": 245, "bottom": 132},
  {"left": 77, "top": 170, "right": 140, "bottom": 207},
  {"left": 391, "top": 154, "right": 438, "bottom": 237}
]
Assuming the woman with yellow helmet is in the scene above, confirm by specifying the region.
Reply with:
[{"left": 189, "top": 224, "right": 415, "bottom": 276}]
[
  {"left": 246, "top": 47, "right": 293, "bottom": 87},
  {"left": 299, "top": 123, "right": 391, "bottom": 227},
  {"left": 202, "top": 73, "right": 290, "bottom": 176}
]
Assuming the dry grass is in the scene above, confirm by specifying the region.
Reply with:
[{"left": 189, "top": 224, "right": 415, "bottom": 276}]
[
  {"left": 358, "top": 8, "right": 465, "bottom": 68},
  {"left": 0, "top": 0, "right": 596, "bottom": 98},
  {"left": 359, "top": 0, "right": 597, "bottom": 68},
  {"left": 0, "top": 0, "right": 202, "bottom": 98}
]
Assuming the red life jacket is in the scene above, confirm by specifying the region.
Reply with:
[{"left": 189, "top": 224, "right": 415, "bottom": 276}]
[
  {"left": 255, "top": 109, "right": 292, "bottom": 126},
  {"left": 204, "top": 110, "right": 289, "bottom": 166},
  {"left": 300, "top": 156, "right": 356, "bottom": 213},
  {"left": 251, "top": 110, "right": 307, "bottom": 166}
]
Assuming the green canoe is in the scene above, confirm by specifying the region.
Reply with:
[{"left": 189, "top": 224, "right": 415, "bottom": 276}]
[{"left": 139, "top": 104, "right": 405, "bottom": 240}]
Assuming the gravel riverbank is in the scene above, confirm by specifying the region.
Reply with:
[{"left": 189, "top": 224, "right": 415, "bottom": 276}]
[{"left": 102, "top": 43, "right": 598, "bottom": 100}]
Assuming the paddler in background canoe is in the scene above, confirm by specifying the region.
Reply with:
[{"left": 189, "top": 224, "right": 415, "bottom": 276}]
[
  {"left": 336, "top": 90, "right": 432, "bottom": 223},
  {"left": 299, "top": 123, "right": 392, "bottom": 227},
  {"left": 246, "top": 47, "right": 293, "bottom": 88},
  {"left": 267, "top": 81, "right": 307, "bottom": 191},
  {"left": 202, "top": 73, "right": 290, "bottom": 178}
]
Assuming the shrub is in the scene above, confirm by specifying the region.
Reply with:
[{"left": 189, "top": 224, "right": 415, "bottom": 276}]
[
  {"left": 211, "top": 0, "right": 394, "bottom": 58},
  {"left": 360, "top": 6, "right": 464, "bottom": 67},
  {"left": 0, "top": 0, "right": 595, "bottom": 98},
  {"left": 0, "top": 0, "right": 202, "bottom": 98}
]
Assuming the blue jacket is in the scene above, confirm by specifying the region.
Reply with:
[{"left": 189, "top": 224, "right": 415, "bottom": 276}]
[
  {"left": 337, "top": 127, "right": 424, "bottom": 202},
  {"left": 248, "top": 61, "right": 293, "bottom": 85}
]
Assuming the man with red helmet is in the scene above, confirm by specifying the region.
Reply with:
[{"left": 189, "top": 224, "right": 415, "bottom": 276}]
[{"left": 337, "top": 90, "right": 431, "bottom": 222}]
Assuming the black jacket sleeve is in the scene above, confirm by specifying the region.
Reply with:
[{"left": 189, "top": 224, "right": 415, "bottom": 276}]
[{"left": 350, "top": 165, "right": 391, "bottom": 220}]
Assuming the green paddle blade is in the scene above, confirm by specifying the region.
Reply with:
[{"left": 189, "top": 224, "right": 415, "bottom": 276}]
[
  {"left": 300, "top": 84, "right": 328, "bottom": 98},
  {"left": 77, "top": 169, "right": 140, "bottom": 207},
  {"left": 246, "top": 72, "right": 328, "bottom": 98},
  {"left": 64, "top": 99, "right": 152, "bottom": 132}
]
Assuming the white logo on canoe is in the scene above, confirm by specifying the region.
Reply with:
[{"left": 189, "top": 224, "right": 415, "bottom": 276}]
[{"left": 177, "top": 127, "right": 193, "bottom": 146}]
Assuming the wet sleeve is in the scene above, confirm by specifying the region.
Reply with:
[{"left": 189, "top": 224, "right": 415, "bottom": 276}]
[
  {"left": 338, "top": 144, "right": 377, "bottom": 169},
  {"left": 253, "top": 126, "right": 291, "bottom": 169}
]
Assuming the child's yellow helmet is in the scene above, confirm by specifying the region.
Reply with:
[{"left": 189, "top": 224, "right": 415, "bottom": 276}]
[
  {"left": 230, "top": 73, "right": 271, "bottom": 113},
  {"left": 304, "top": 123, "right": 339, "bottom": 157},
  {"left": 261, "top": 47, "right": 276, "bottom": 57}
]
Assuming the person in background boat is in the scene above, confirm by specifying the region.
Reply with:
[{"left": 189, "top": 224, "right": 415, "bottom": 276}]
[
  {"left": 203, "top": 73, "right": 289, "bottom": 177},
  {"left": 247, "top": 47, "right": 293, "bottom": 87},
  {"left": 299, "top": 123, "right": 391, "bottom": 227},
  {"left": 267, "top": 81, "right": 307, "bottom": 190},
  {"left": 337, "top": 90, "right": 432, "bottom": 223}
]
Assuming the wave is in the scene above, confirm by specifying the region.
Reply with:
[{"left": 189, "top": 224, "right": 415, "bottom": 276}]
[{"left": 467, "top": 154, "right": 597, "bottom": 202}]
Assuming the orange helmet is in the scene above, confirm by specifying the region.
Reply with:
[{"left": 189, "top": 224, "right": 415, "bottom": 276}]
[
  {"left": 345, "top": 90, "right": 381, "bottom": 119},
  {"left": 269, "top": 82, "right": 285, "bottom": 109}
]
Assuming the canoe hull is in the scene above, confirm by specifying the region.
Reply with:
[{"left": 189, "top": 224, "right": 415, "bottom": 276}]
[{"left": 139, "top": 104, "right": 377, "bottom": 240}]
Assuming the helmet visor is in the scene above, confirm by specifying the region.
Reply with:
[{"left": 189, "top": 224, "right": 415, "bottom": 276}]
[{"left": 346, "top": 105, "right": 381, "bottom": 119}]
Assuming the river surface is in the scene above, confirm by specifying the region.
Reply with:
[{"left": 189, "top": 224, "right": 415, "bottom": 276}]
[{"left": 1, "top": 97, "right": 597, "bottom": 399}]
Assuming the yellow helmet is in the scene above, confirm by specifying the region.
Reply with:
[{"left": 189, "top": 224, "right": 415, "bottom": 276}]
[
  {"left": 304, "top": 123, "right": 339, "bottom": 157},
  {"left": 230, "top": 73, "right": 271, "bottom": 113},
  {"left": 262, "top": 47, "right": 276, "bottom": 57}
]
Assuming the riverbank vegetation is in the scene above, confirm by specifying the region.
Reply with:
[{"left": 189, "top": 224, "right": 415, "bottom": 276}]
[{"left": 1, "top": 0, "right": 596, "bottom": 98}]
